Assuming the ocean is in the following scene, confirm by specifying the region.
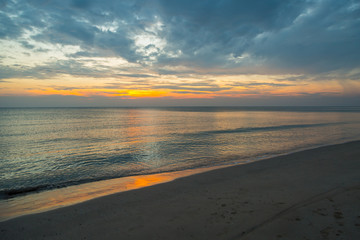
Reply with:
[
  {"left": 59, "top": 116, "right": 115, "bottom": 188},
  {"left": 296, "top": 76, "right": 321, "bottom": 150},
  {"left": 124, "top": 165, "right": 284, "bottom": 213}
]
[{"left": 1, "top": 106, "right": 360, "bottom": 219}]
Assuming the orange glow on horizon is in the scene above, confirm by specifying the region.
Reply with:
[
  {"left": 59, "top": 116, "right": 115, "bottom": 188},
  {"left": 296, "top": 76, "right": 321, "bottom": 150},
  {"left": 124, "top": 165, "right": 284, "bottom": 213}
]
[
  {"left": 17, "top": 85, "right": 345, "bottom": 99},
  {"left": 24, "top": 87, "right": 221, "bottom": 99},
  {"left": 0, "top": 75, "right": 355, "bottom": 100}
]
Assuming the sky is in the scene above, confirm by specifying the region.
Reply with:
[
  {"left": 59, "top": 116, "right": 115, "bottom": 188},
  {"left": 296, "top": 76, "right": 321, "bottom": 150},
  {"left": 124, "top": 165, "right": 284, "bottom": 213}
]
[{"left": 0, "top": 0, "right": 360, "bottom": 107}]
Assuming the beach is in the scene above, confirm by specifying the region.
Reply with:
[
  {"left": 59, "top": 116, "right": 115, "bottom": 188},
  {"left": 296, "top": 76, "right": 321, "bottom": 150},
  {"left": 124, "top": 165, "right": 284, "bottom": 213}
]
[{"left": 1, "top": 141, "right": 360, "bottom": 239}]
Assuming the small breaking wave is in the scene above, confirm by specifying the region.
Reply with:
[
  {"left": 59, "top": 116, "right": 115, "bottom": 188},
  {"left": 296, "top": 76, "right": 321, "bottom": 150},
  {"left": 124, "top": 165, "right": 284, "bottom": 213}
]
[{"left": 187, "top": 122, "right": 346, "bottom": 136}]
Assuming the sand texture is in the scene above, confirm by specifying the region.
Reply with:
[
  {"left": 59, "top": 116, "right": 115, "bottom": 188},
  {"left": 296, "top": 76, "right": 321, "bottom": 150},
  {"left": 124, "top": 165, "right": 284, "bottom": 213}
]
[{"left": 1, "top": 141, "right": 360, "bottom": 239}]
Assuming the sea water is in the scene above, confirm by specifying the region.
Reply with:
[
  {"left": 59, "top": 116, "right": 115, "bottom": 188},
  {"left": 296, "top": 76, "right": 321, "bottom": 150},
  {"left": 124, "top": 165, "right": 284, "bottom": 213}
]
[{"left": 1, "top": 107, "right": 360, "bottom": 200}]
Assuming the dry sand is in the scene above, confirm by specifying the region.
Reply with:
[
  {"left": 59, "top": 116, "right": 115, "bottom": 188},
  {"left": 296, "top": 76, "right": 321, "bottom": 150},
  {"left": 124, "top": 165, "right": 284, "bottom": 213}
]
[{"left": 1, "top": 141, "right": 360, "bottom": 239}]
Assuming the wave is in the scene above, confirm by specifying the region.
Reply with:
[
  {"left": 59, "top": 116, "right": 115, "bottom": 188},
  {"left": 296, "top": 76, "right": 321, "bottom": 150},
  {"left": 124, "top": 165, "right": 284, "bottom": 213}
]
[
  {"left": 159, "top": 106, "right": 360, "bottom": 112},
  {"left": 0, "top": 121, "right": 355, "bottom": 200},
  {"left": 0, "top": 178, "right": 111, "bottom": 199},
  {"left": 0, "top": 170, "right": 163, "bottom": 199},
  {"left": 187, "top": 122, "right": 346, "bottom": 136}
]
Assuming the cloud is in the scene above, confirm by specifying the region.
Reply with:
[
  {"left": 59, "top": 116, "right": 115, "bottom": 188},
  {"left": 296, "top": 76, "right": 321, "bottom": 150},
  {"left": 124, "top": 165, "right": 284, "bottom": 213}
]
[
  {"left": 156, "top": 0, "right": 307, "bottom": 66},
  {"left": 230, "top": 82, "right": 295, "bottom": 87},
  {"left": 249, "top": 0, "right": 360, "bottom": 73},
  {"left": 0, "top": 0, "right": 359, "bottom": 82},
  {"left": 154, "top": 85, "right": 231, "bottom": 92},
  {"left": 153, "top": 0, "right": 360, "bottom": 75},
  {"left": 0, "top": 11, "right": 21, "bottom": 38},
  {"left": 115, "top": 73, "right": 154, "bottom": 78},
  {"left": 0, "top": 60, "right": 103, "bottom": 79}
]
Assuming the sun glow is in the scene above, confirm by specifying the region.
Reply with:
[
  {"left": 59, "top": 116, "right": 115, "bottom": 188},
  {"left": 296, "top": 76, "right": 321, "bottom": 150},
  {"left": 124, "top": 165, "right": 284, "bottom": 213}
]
[{"left": 0, "top": 74, "right": 350, "bottom": 100}]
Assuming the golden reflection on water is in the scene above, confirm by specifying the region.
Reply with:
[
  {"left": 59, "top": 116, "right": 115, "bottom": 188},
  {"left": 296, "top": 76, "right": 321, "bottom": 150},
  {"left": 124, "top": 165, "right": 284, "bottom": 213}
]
[{"left": 0, "top": 165, "right": 225, "bottom": 221}]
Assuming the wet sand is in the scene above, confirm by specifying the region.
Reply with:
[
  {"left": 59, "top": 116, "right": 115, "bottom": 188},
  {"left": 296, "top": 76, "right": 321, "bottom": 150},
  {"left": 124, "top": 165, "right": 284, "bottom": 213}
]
[{"left": 1, "top": 141, "right": 360, "bottom": 239}]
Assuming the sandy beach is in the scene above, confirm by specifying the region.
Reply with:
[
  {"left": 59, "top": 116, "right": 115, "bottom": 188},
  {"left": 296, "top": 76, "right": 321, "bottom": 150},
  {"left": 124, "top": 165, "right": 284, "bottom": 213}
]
[{"left": 1, "top": 141, "right": 360, "bottom": 239}]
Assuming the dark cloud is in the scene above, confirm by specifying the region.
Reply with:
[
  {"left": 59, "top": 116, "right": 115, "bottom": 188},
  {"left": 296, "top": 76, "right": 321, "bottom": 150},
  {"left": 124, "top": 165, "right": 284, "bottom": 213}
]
[
  {"left": 19, "top": 40, "right": 35, "bottom": 49},
  {"left": 115, "top": 73, "right": 154, "bottom": 78},
  {"left": 1, "top": 0, "right": 141, "bottom": 61},
  {"left": 0, "top": 11, "right": 22, "bottom": 38},
  {"left": 170, "top": 91, "right": 207, "bottom": 95},
  {"left": 71, "top": 0, "right": 92, "bottom": 9},
  {"left": 179, "top": 80, "right": 218, "bottom": 87},
  {"left": 0, "top": 0, "right": 359, "bottom": 78},
  {"left": 249, "top": 0, "right": 360, "bottom": 73},
  {"left": 153, "top": 85, "right": 231, "bottom": 92},
  {"left": 0, "top": 60, "right": 104, "bottom": 79},
  {"left": 231, "top": 82, "right": 295, "bottom": 87},
  {"left": 156, "top": 0, "right": 307, "bottom": 66}
]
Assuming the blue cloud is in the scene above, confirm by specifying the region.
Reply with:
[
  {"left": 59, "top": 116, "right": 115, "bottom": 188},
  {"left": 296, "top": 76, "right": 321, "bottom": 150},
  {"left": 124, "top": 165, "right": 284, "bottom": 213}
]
[
  {"left": 0, "top": 11, "right": 22, "bottom": 38},
  {"left": 0, "top": 0, "right": 359, "bottom": 77},
  {"left": 248, "top": 0, "right": 360, "bottom": 73}
]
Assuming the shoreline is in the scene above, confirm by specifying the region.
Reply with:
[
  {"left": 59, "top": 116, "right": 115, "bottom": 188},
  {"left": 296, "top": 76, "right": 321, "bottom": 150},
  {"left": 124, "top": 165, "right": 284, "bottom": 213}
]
[
  {"left": 1, "top": 140, "right": 360, "bottom": 239},
  {"left": 1, "top": 139, "right": 357, "bottom": 222},
  {"left": 0, "top": 165, "right": 229, "bottom": 222}
]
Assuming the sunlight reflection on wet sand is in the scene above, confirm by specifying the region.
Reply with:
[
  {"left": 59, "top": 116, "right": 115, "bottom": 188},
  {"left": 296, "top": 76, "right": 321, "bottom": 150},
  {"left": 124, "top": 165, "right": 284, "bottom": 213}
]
[{"left": 0, "top": 165, "right": 225, "bottom": 221}]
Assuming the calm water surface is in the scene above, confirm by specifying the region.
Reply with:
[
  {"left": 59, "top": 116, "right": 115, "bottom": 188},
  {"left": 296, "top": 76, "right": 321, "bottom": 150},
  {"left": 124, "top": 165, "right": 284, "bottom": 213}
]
[{"left": 1, "top": 107, "right": 360, "bottom": 198}]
